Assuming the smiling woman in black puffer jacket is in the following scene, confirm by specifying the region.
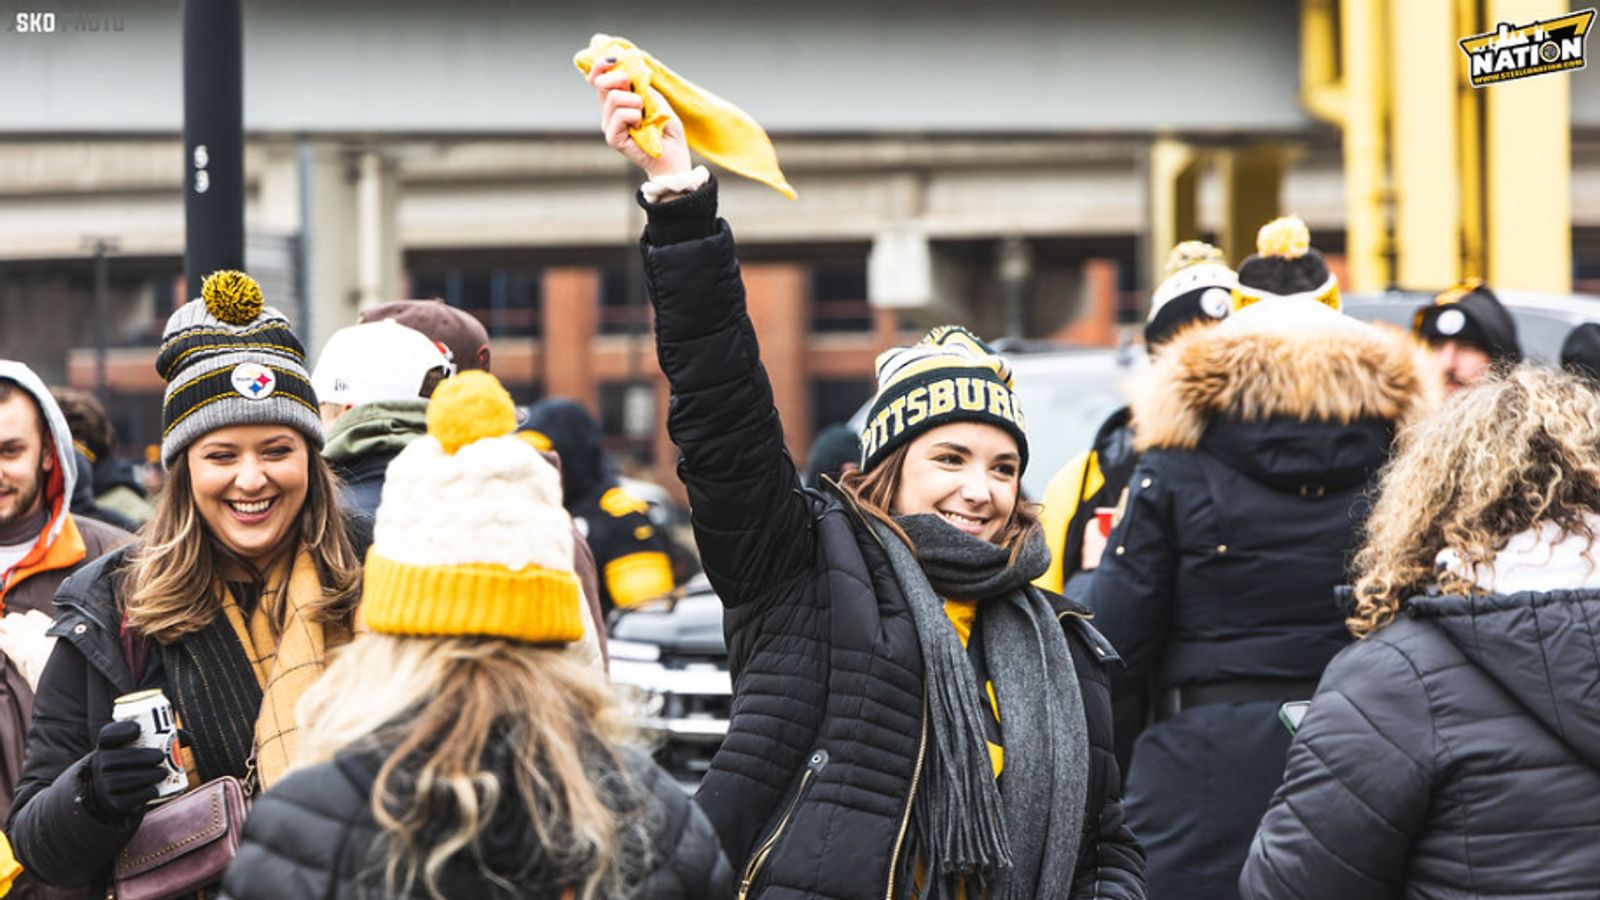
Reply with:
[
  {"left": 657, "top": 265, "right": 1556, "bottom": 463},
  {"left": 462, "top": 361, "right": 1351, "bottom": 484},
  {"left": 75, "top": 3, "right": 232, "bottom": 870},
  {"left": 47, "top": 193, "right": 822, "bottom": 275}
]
[
  {"left": 1242, "top": 367, "right": 1600, "bottom": 899},
  {"left": 582, "top": 59, "right": 1143, "bottom": 900}
]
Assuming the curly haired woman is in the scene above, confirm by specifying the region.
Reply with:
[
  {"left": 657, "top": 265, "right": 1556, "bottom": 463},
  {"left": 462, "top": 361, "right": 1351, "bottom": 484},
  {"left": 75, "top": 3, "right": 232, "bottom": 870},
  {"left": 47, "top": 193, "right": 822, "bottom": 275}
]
[{"left": 1240, "top": 366, "right": 1600, "bottom": 898}]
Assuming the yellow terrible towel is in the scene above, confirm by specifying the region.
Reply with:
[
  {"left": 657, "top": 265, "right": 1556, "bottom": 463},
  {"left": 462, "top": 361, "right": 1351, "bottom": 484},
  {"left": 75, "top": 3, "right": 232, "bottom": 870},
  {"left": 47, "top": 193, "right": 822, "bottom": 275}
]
[{"left": 574, "top": 33, "right": 797, "bottom": 200}]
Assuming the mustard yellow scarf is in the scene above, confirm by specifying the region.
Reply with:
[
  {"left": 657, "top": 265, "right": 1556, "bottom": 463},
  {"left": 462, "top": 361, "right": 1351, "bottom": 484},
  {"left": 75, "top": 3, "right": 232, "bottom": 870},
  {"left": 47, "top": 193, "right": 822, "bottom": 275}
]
[{"left": 219, "top": 549, "right": 350, "bottom": 790}]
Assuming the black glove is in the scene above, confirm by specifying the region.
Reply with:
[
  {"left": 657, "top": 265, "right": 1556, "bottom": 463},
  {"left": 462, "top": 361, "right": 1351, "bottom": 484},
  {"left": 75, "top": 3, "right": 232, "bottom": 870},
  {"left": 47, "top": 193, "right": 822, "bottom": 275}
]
[{"left": 82, "top": 720, "right": 169, "bottom": 821}]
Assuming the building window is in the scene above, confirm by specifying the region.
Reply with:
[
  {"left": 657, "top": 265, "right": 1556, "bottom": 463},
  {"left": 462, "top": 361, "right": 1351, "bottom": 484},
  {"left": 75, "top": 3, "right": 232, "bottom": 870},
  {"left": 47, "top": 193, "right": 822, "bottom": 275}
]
[
  {"left": 810, "top": 262, "right": 871, "bottom": 334},
  {"left": 409, "top": 267, "right": 542, "bottom": 338},
  {"left": 598, "top": 265, "right": 651, "bottom": 335}
]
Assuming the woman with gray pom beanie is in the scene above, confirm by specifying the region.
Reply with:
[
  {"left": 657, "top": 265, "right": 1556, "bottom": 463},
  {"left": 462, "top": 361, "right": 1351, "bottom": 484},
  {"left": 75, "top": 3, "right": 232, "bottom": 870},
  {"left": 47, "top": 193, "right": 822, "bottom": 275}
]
[{"left": 7, "top": 270, "right": 366, "bottom": 898}]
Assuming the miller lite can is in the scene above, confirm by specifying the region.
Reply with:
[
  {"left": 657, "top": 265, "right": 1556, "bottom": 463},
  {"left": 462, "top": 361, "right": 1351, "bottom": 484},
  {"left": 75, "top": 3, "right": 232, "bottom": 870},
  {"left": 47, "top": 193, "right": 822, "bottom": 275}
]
[{"left": 111, "top": 689, "right": 187, "bottom": 803}]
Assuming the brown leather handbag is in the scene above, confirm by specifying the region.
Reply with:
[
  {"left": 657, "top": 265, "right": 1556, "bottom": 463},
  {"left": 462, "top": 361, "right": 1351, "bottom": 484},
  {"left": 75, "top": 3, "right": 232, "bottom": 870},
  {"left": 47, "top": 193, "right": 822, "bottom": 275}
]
[{"left": 110, "top": 776, "right": 251, "bottom": 900}]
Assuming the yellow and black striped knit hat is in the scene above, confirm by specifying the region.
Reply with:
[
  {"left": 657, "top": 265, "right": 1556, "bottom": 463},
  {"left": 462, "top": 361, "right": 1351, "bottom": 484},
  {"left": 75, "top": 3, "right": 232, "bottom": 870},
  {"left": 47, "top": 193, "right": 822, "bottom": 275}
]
[
  {"left": 859, "top": 325, "right": 1027, "bottom": 474},
  {"left": 156, "top": 270, "right": 321, "bottom": 466}
]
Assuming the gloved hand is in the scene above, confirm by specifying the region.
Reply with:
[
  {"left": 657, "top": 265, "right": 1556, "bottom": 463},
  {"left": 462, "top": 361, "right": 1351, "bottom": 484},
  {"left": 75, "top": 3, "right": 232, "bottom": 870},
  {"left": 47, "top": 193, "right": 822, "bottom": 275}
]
[{"left": 82, "top": 720, "right": 168, "bottom": 821}]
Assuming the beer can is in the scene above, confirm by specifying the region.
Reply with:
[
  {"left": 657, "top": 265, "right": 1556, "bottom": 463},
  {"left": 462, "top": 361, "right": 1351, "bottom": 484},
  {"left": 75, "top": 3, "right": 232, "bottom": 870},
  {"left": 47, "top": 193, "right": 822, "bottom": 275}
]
[{"left": 111, "top": 689, "right": 187, "bottom": 803}]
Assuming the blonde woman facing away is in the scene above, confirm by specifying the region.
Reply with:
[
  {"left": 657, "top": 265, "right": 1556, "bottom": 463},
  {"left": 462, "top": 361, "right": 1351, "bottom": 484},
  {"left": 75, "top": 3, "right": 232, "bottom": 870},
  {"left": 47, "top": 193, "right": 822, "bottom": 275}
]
[
  {"left": 1241, "top": 366, "right": 1600, "bottom": 898},
  {"left": 220, "top": 372, "right": 732, "bottom": 900}
]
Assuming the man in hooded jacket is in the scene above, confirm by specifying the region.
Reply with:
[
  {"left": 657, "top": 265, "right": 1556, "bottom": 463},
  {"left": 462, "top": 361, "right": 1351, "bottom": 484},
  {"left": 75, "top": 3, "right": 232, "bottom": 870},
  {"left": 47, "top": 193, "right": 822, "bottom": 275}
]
[{"left": 0, "top": 363, "right": 130, "bottom": 899}]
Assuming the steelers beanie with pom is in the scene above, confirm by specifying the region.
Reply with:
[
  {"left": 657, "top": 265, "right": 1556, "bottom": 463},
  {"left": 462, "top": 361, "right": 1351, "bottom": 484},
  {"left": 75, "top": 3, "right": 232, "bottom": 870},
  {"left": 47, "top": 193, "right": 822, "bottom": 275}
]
[
  {"left": 156, "top": 270, "right": 322, "bottom": 466},
  {"left": 1145, "top": 240, "right": 1235, "bottom": 347},
  {"left": 1233, "top": 216, "right": 1341, "bottom": 311},
  {"left": 360, "top": 371, "right": 585, "bottom": 644}
]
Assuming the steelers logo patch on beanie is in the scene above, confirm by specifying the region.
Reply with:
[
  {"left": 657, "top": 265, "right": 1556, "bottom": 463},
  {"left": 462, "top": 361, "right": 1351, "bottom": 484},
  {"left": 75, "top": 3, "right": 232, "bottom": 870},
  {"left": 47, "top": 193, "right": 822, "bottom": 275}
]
[
  {"left": 859, "top": 325, "right": 1027, "bottom": 474},
  {"left": 1146, "top": 240, "right": 1236, "bottom": 347},
  {"left": 157, "top": 270, "right": 322, "bottom": 465},
  {"left": 1233, "top": 216, "right": 1341, "bottom": 312},
  {"left": 1412, "top": 281, "right": 1522, "bottom": 363},
  {"left": 361, "top": 371, "right": 585, "bottom": 644}
]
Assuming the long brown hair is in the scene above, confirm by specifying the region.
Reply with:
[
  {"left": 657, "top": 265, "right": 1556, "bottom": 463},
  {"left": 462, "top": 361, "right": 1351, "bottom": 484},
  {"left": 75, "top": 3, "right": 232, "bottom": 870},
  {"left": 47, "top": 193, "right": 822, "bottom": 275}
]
[
  {"left": 1348, "top": 366, "right": 1600, "bottom": 636},
  {"left": 296, "top": 635, "right": 645, "bottom": 900},
  {"left": 123, "top": 448, "right": 361, "bottom": 642},
  {"left": 839, "top": 442, "right": 1041, "bottom": 562}
]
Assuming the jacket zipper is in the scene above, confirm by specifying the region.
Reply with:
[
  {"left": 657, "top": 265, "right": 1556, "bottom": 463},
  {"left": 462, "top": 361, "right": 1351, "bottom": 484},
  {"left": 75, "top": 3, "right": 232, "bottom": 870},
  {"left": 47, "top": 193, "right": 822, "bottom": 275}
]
[
  {"left": 738, "top": 749, "right": 829, "bottom": 900},
  {"left": 818, "top": 477, "right": 931, "bottom": 899},
  {"left": 884, "top": 690, "right": 929, "bottom": 900}
]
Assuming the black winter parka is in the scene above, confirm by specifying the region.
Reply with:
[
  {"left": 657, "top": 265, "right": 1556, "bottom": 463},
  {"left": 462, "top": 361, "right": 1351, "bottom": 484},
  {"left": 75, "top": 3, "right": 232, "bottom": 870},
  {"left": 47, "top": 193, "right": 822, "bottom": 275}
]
[
  {"left": 1078, "top": 312, "right": 1433, "bottom": 899},
  {"left": 219, "top": 744, "right": 734, "bottom": 900},
  {"left": 642, "top": 178, "right": 1143, "bottom": 900},
  {"left": 1241, "top": 589, "right": 1600, "bottom": 899}
]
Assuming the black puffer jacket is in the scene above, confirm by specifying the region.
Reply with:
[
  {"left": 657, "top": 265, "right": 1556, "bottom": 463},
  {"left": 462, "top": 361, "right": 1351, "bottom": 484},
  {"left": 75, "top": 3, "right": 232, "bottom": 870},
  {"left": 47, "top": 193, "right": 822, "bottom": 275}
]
[
  {"left": 644, "top": 178, "right": 1142, "bottom": 899},
  {"left": 1241, "top": 589, "right": 1600, "bottom": 898},
  {"left": 220, "top": 743, "right": 733, "bottom": 900},
  {"left": 1079, "top": 311, "right": 1432, "bottom": 899}
]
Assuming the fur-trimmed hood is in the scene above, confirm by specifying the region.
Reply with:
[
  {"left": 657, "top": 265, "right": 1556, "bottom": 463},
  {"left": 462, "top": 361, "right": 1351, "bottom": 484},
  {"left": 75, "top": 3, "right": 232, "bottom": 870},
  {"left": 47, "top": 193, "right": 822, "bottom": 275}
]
[{"left": 1131, "top": 298, "right": 1439, "bottom": 454}]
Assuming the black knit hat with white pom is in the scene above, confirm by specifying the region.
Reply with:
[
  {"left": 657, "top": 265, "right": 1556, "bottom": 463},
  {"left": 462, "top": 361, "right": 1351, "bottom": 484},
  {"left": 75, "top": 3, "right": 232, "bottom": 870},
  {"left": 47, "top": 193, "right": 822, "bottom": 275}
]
[{"left": 155, "top": 270, "right": 322, "bottom": 466}]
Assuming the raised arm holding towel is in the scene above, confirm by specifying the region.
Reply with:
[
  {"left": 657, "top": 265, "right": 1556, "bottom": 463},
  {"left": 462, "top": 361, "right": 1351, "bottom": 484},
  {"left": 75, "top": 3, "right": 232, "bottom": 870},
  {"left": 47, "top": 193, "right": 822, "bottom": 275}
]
[{"left": 583, "top": 53, "right": 1144, "bottom": 900}]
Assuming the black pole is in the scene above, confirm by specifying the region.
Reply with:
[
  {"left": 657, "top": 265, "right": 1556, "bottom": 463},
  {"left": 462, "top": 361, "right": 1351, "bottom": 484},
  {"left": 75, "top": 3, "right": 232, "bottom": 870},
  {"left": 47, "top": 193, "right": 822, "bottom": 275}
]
[{"left": 182, "top": 0, "right": 244, "bottom": 299}]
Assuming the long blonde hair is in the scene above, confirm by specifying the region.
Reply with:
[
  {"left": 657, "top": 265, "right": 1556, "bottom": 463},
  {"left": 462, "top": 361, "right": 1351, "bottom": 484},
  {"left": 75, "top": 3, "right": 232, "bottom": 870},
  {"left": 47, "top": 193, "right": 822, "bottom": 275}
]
[
  {"left": 1349, "top": 366, "right": 1600, "bottom": 636},
  {"left": 123, "top": 450, "right": 361, "bottom": 642},
  {"left": 839, "top": 442, "right": 1042, "bottom": 562},
  {"left": 296, "top": 634, "right": 645, "bottom": 900}
]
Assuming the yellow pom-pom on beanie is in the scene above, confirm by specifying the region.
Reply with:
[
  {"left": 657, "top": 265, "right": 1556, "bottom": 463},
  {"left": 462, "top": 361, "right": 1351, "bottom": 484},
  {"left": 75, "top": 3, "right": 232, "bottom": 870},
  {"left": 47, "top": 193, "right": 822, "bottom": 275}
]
[
  {"left": 427, "top": 370, "right": 519, "bottom": 454},
  {"left": 1255, "top": 216, "right": 1312, "bottom": 260},
  {"left": 200, "top": 269, "right": 265, "bottom": 326}
]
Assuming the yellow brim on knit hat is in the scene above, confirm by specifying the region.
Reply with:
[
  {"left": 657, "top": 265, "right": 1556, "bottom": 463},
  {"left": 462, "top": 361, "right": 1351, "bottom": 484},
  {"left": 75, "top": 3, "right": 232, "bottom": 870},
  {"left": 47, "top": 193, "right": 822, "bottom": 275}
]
[
  {"left": 360, "top": 553, "right": 584, "bottom": 642},
  {"left": 362, "top": 370, "right": 584, "bottom": 644}
]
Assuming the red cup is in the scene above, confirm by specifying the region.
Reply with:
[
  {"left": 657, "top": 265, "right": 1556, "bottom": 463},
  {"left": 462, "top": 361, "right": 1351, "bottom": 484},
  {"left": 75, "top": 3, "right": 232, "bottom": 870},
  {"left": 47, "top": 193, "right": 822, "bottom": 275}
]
[{"left": 1094, "top": 507, "right": 1117, "bottom": 538}]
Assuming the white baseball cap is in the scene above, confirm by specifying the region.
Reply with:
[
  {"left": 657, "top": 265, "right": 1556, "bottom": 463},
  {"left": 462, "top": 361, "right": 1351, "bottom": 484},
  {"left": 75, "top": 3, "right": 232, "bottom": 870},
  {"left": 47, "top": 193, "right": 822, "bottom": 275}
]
[{"left": 312, "top": 320, "right": 452, "bottom": 407}]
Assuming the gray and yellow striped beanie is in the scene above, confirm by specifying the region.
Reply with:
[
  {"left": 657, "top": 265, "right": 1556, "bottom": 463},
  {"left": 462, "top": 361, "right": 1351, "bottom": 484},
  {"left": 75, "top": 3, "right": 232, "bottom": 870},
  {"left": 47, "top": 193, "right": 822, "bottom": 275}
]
[
  {"left": 858, "top": 325, "right": 1027, "bottom": 474},
  {"left": 156, "top": 270, "right": 322, "bottom": 466}
]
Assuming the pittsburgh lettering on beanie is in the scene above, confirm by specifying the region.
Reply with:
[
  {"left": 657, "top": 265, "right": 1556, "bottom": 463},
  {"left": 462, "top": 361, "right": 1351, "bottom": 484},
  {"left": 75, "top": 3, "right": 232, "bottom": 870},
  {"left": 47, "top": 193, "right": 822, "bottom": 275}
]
[
  {"left": 361, "top": 371, "right": 584, "bottom": 644},
  {"left": 156, "top": 270, "right": 322, "bottom": 466},
  {"left": 859, "top": 325, "right": 1028, "bottom": 474}
]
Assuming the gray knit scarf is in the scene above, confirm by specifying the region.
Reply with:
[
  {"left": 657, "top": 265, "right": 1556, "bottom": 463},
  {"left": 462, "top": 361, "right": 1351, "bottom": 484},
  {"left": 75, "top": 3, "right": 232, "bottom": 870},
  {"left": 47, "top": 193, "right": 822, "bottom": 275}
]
[{"left": 874, "top": 514, "right": 1089, "bottom": 900}]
